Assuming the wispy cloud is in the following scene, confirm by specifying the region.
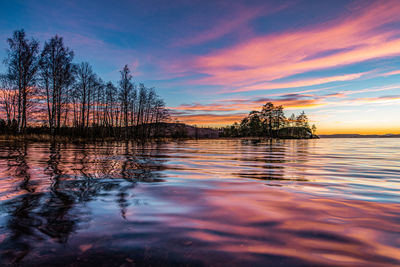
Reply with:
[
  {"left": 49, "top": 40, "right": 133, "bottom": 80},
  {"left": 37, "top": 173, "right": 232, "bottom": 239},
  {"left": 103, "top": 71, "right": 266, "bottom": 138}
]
[
  {"left": 224, "top": 72, "right": 367, "bottom": 93},
  {"left": 184, "top": 0, "right": 400, "bottom": 88},
  {"left": 339, "top": 95, "right": 400, "bottom": 106},
  {"left": 170, "top": 83, "right": 400, "bottom": 125},
  {"left": 379, "top": 70, "right": 400, "bottom": 77},
  {"left": 174, "top": 113, "right": 247, "bottom": 125},
  {"left": 172, "top": 7, "right": 259, "bottom": 47}
]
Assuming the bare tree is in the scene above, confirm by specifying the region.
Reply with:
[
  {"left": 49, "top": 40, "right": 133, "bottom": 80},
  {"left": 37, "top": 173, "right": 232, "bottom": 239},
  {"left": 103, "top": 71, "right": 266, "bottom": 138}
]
[
  {"left": 74, "top": 62, "right": 93, "bottom": 128},
  {"left": 39, "top": 35, "right": 74, "bottom": 133},
  {"left": 4, "top": 29, "right": 39, "bottom": 132},
  {"left": 0, "top": 74, "right": 18, "bottom": 125},
  {"left": 118, "top": 65, "right": 133, "bottom": 130},
  {"left": 104, "top": 82, "right": 117, "bottom": 127}
]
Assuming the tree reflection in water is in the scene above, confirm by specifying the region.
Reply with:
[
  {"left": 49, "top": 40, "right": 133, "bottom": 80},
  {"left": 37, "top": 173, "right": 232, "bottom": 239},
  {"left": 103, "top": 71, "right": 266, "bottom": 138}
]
[
  {"left": 0, "top": 141, "right": 166, "bottom": 265},
  {"left": 237, "top": 139, "right": 309, "bottom": 182}
]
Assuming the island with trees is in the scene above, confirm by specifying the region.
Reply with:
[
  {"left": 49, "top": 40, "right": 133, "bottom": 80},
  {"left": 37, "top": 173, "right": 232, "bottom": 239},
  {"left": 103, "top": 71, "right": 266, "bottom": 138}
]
[
  {"left": 0, "top": 29, "right": 317, "bottom": 140},
  {"left": 220, "top": 102, "right": 318, "bottom": 139}
]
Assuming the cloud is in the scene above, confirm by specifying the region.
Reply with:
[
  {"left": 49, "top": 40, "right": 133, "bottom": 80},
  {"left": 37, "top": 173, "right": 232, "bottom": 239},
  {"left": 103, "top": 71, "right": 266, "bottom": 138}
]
[
  {"left": 170, "top": 83, "right": 400, "bottom": 125},
  {"left": 184, "top": 0, "right": 400, "bottom": 88},
  {"left": 379, "top": 70, "right": 400, "bottom": 77},
  {"left": 334, "top": 84, "right": 400, "bottom": 97},
  {"left": 171, "top": 103, "right": 239, "bottom": 112},
  {"left": 172, "top": 7, "right": 259, "bottom": 47},
  {"left": 31, "top": 31, "right": 143, "bottom": 80},
  {"left": 224, "top": 72, "right": 367, "bottom": 93},
  {"left": 342, "top": 95, "right": 400, "bottom": 106},
  {"left": 172, "top": 3, "right": 289, "bottom": 47},
  {"left": 174, "top": 113, "right": 247, "bottom": 125},
  {"left": 171, "top": 93, "right": 337, "bottom": 116}
]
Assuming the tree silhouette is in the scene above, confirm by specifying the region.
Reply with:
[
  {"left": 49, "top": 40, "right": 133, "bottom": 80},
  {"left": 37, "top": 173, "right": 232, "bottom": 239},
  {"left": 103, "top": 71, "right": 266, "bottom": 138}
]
[
  {"left": 39, "top": 35, "right": 74, "bottom": 133},
  {"left": 311, "top": 124, "right": 317, "bottom": 135},
  {"left": 4, "top": 29, "right": 39, "bottom": 132},
  {"left": 222, "top": 102, "right": 315, "bottom": 138}
]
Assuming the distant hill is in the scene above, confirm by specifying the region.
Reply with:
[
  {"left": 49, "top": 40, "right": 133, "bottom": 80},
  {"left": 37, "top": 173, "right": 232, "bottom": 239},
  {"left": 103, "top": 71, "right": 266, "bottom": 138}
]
[
  {"left": 156, "top": 123, "right": 220, "bottom": 138},
  {"left": 319, "top": 134, "right": 400, "bottom": 138}
]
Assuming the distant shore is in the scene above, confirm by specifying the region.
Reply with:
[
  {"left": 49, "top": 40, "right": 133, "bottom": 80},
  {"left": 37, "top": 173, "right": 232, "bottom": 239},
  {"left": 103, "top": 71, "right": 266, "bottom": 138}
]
[
  {"left": 319, "top": 134, "right": 400, "bottom": 138},
  {"left": 3, "top": 131, "right": 399, "bottom": 142},
  {"left": 0, "top": 123, "right": 319, "bottom": 142}
]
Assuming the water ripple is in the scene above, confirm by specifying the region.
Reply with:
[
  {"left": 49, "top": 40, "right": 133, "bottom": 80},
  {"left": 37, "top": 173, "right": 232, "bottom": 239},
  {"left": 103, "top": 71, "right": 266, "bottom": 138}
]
[{"left": 0, "top": 138, "right": 399, "bottom": 266}]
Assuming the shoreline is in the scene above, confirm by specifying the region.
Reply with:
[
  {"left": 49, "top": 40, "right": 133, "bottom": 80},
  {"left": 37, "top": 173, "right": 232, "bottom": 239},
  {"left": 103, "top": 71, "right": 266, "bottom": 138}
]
[{"left": 0, "top": 133, "right": 318, "bottom": 143}]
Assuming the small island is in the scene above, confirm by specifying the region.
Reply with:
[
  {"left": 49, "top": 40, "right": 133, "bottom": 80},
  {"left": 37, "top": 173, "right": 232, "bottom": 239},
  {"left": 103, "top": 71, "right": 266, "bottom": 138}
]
[{"left": 220, "top": 102, "right": 318, "bottom": 139}]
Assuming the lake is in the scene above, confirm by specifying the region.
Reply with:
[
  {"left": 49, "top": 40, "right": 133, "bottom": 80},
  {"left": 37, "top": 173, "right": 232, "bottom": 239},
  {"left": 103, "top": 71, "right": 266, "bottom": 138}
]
[{"left": 0, "top": 138, "right": 399, "bottom": 266}]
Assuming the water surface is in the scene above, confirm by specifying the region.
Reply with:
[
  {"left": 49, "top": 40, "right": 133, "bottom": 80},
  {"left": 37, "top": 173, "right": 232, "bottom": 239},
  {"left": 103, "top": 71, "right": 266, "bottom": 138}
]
[{"left": 0, "top": 138, "right": 399, "bottom": 266}]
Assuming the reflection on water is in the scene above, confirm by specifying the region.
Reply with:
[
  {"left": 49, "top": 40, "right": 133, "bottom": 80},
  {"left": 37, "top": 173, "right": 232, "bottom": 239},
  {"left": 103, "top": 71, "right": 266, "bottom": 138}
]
[{"left": 0, "top": 139, "right": 399, "bottom": 266}]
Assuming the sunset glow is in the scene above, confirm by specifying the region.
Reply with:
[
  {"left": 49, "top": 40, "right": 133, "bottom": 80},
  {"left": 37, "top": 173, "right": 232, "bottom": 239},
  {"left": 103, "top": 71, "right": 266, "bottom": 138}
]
[
  {"left": 1, "top": 0, "right": 400, "bottom": 133},
  {"left": 1, "top": 2, "right": 400, "bottom": 265}
]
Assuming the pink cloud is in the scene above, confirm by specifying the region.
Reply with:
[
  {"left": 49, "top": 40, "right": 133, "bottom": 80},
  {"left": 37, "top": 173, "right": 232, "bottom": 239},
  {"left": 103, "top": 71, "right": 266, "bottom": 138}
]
[
  {"left": 379, "top": 70, "right": 400, "bottom": 77},
  {"left": 181, "top": 0, "right": 400, "bottom": 88},
  {"left": 170, "top": 81, "right": 400, "bottom": 125},
  {"left": 225, "top": 72, "right": 367, "bottom": 93}
]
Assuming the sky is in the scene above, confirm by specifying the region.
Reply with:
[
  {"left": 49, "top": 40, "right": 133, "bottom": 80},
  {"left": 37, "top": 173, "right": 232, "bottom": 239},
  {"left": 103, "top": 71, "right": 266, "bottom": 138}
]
[{"left": 0, "top": 0, "right": 400, "bottom": 134}]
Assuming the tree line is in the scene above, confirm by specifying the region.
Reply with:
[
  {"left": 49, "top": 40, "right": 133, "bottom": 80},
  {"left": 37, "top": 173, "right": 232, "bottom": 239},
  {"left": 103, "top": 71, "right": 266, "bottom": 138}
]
[
  {"left": 0, "top": 29, "right": 170, "bottom": 138},
  {"left": 221, "top": 102, "right": 317, "bottom": 138}
]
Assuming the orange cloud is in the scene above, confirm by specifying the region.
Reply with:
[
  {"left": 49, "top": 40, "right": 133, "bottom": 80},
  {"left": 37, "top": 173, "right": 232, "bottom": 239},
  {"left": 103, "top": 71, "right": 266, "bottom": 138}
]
[
  {"left": 175, "top": 113, "right": 247, "bottom": 126},
  {"left": 172, "top": 96, "right": 325, "bottom": 114},
  {"left": 170, "top": 95, "right": 328, "bottom": 126},
  {"left": 171, "top": 103, "right": 239, "bottom": 112},
  {"left": 171, "top": 88, "right": 400, "bottom": 126}
]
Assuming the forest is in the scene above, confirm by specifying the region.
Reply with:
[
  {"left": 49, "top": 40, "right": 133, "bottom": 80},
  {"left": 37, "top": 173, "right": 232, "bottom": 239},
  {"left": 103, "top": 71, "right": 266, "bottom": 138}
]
[
  {"left": 221, "top": 102, "right": 317, "bottom": 138},
  {"left": 0, "top": 30, "right": 170, "bottom": 139}
]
